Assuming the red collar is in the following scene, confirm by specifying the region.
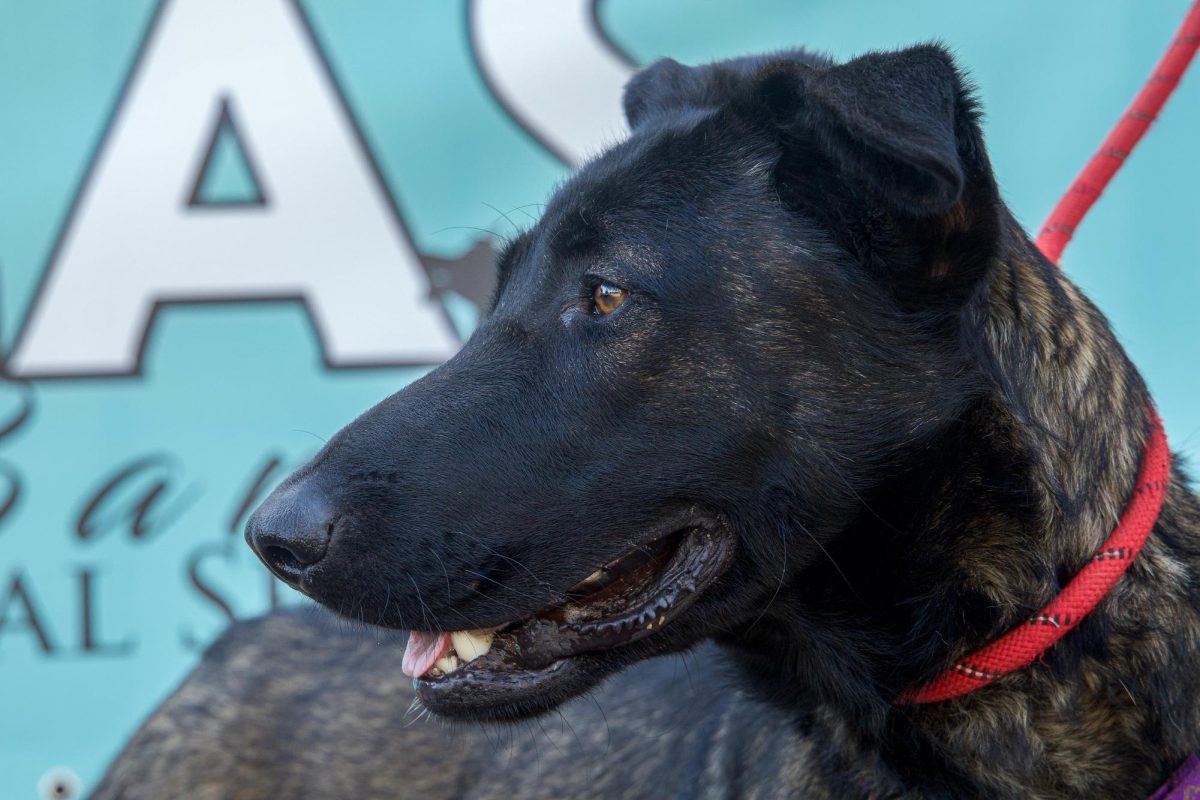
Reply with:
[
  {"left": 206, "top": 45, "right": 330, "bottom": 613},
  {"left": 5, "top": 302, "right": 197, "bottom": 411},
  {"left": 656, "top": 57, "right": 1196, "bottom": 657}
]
[{"left": 902, "top": 409, "right": 1170, "bottom": 704}]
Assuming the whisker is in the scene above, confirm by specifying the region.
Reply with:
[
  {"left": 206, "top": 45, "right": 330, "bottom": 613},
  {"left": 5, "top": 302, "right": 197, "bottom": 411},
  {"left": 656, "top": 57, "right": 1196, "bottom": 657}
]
[
  {"left": 744, "top": 521, "right": 788, "bottom": 637},
  {"left": 429, "top": 550, "right": 455, "bottom": 606},
  {"left": 800, "top": 523, "right": 863, "bottom": 604},
  {"left": 481, "top": 201, "right": 523, "bottom": 237},
  {"left": 461, "top": 567, "right": 551, "bottom": 606},
  {"left": 432, "top": 224, "right": 507, "bottom": 240},
  {"left": 534, "top": 715, "right": 567, "bottom": 760},
  {"left": 584, "top": 690, "right": 612, "bottom": 753},
  {"left": 453, "top": 530, "right": 559, "bottom": 594},
  {"left": 376, "top": 585, "right": 391, "bottom": 626},
  {"left": 553, "top": 707, "right": 586, "bottom": 758},
  {"left": 409, "top": 575, "right": 437, "bottom": 632}
]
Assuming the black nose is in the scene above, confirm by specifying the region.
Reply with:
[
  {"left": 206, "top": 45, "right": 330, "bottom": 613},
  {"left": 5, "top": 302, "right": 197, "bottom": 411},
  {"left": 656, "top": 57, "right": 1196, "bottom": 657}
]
[{"left": 245, "top": 479, "right": 335, "bottom": 583}]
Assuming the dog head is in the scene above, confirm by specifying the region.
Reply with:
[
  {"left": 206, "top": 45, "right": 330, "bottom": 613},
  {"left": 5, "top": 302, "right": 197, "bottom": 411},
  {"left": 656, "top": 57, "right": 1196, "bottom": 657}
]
[{"left": 247, "top": 44, "right": 1004, "bottom": 721}]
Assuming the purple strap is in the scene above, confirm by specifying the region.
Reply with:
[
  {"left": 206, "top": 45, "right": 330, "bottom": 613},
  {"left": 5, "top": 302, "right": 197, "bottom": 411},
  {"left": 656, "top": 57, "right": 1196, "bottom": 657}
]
[{"left": 1150, "top": 754, "right": 1200, "bottom": 800}]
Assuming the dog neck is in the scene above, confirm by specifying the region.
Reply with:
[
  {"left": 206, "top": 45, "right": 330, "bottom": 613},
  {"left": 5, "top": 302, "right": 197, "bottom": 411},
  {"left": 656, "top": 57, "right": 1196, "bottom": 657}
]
[{"left": 725, "top": 231, "right": 1200, "bottom": 798}]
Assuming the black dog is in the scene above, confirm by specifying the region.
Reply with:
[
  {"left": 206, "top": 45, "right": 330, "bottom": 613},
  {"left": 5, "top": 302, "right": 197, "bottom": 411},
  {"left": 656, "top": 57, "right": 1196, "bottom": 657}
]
[{"left": 95, "top": 45, "right": 1200, "bottom": 799}]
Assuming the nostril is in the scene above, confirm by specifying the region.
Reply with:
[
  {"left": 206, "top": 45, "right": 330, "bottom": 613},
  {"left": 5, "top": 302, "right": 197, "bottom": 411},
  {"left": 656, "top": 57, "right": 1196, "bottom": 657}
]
[
  {"left": 253, "top": 526, "right": 331, "bottom": 573},
  {"left": 264, "top": 544, "right": 305, "bottom": 572}
]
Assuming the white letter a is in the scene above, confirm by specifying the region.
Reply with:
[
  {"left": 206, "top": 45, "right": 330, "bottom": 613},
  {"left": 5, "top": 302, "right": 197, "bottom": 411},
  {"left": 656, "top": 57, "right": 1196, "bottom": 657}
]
[{"left": 7, "top": 0, "right": 459, "bottom": 378}]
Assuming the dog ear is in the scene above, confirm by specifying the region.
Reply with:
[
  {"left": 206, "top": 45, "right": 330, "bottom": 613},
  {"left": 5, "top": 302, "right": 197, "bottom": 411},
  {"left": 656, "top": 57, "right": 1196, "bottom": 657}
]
[
  {"left": 754, "top": 45, "right": 979, "bottom": 217},
  {"left": 743, "top": 46, "right": 1002, "bottom": 288},
  {"left": 623, "top": 58, "right": 692, "bottom": 129},
  {"left": 623, "top": 51, "right": 835, "bottom": 130}
]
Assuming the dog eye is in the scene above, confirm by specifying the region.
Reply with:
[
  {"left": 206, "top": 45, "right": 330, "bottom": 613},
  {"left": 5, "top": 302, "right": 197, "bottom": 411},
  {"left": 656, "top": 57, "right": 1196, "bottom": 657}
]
[{"left": 591, "top": 283, "right": 628, "bottom": 316}]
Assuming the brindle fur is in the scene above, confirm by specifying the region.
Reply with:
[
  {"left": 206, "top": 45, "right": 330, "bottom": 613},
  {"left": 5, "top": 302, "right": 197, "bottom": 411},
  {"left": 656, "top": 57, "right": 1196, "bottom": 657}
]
[{"left": 94, "top": 45, "right": 1200, "bottom": 799}]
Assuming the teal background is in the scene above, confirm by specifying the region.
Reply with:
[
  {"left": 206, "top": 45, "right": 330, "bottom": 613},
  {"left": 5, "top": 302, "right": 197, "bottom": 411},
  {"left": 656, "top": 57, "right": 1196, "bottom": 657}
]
[{"left": 0, "top": 1, "right": 1197, "bottom": 796}]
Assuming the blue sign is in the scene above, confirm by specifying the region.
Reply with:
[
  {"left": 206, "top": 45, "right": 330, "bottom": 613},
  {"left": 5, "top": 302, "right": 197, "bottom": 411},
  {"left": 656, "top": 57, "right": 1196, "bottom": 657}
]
[{"left": 1, "top": 1, "right": 1197, "bottom": 796}]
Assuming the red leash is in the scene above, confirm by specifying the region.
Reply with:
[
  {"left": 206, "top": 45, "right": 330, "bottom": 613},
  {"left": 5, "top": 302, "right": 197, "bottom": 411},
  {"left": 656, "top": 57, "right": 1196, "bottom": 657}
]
[
  {"left": 905, "top": 2, "right": 1199, "bottom": 704},
  {"left": 1036, "top": 0, "right": 1200, "bottom": 265}
]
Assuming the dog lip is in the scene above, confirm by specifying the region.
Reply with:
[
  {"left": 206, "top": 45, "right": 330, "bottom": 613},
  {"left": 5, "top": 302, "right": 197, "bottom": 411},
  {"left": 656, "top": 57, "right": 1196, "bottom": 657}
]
[
  {"left": 513, "top": 525, "right": 731, "bottom": 665},
  {"left": 414, "top": 519, "right": 735, "bottom": 718}
]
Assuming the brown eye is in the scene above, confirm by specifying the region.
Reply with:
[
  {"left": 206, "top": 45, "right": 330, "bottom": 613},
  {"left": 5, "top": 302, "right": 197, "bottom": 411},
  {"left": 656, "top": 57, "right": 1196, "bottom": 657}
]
[{"left": 592, "top": 282, "right": 628, "bottom": 315}]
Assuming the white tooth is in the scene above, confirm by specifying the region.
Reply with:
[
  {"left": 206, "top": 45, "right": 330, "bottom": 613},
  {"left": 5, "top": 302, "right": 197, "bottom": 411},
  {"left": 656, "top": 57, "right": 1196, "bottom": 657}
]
[
  {"left": 583, "top": 569, "right": 605, "bottom": 585},
  {"left": 450, "top": 630, "right": 494, "bottom": 663},
  {"left": 435, "top": 654, "right": 460, "bottom": 674}
]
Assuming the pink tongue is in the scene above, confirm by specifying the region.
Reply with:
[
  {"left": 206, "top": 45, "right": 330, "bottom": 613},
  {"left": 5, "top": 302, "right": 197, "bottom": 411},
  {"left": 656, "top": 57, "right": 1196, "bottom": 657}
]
[{"left": 402, "top": 631, "right": 451, "bottom": 679}]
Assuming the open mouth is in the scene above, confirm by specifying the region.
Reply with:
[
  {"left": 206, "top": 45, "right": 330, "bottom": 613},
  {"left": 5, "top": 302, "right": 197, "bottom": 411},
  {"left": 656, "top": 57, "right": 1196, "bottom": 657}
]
[{"left": 405, "top": 519, "right": 734, "bottom": 719}]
